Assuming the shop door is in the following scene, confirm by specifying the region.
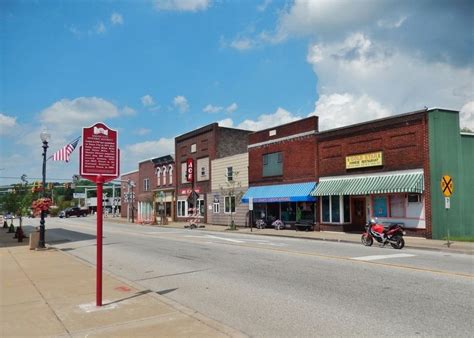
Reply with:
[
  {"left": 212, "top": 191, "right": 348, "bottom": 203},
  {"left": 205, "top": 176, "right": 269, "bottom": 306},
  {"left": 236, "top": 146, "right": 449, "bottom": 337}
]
[{"left": 351, "top": 197, "right": 366, "bottom": 231}]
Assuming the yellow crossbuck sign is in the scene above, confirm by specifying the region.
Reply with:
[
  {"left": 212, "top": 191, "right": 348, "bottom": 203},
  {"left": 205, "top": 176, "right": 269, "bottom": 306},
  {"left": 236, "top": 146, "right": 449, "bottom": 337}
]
[{"left": 440, "top": 175, "right": 453, "bottom": 197}]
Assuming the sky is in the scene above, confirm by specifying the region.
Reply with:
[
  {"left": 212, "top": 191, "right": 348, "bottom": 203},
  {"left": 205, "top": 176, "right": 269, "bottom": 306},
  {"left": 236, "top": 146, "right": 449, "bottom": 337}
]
[{"left": 1, "top": 0, "right": 473, "bottom": 185}]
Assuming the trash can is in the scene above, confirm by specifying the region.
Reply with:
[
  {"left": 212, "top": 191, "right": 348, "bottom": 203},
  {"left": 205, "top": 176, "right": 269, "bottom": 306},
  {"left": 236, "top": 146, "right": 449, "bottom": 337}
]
[{"left": 29, "top": 229, "right": 40, "bottom": 250}]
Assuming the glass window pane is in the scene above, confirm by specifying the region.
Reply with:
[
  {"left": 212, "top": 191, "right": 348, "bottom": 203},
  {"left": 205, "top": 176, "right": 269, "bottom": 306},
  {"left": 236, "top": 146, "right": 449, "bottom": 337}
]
[
  {"left": 390, "top": 195, "right": 404, "bottom": 217},
  {"left": 343, "top": 196, "right": 350, "bottom": 223},
  {"left": 322, "top": 196, "right": 330, "bottom": 223},
  {"left": 373, "top": 196, "right": 388, "bottom": 217},
  {"left": 331, "top": 195, "right": 340, "bottom": 223}
]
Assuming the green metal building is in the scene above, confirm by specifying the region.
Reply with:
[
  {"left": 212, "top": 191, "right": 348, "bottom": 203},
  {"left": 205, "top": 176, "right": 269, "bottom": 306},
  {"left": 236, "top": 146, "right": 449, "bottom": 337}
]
[{"left": 428, "top": 109, "right": 474, "bottom": 239}]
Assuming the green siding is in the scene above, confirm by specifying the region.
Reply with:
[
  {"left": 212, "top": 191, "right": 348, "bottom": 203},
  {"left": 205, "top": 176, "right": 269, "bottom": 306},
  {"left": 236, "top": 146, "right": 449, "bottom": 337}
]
[{"left": 428, "top": 109, "right": 474, "bottom": 239}]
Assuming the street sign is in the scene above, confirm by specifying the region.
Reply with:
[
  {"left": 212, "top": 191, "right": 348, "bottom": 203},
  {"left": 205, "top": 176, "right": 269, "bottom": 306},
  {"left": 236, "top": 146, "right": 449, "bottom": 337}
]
[
  {"left": 187, "top": 190, "right": 199, "bottom": 205},
  {"left": 445, "top": 197, "right": 450, "bottom": 209},
  {"left": 73, "top": 193, "right": 86, "bottom": 199},
  {"left": 80, "top": 122, "right": 120, "bottom": 183},
  {"left": 249, "top": 197, "right": 254, "bottom": 211},
  {"left": 440, "top": 175, "right": 453, "bottom": 197}
]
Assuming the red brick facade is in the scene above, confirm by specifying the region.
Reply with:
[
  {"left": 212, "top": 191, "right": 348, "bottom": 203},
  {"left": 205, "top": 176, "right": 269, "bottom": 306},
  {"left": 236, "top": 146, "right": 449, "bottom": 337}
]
[
  {"left": 316, "top": 111, "right": 431, "bottom": 236},
  {"left": 249, "top": 116, "right": 318, "bottom": 186},
  {"left": 317, "top": 113, "right": 427, "bottom": 177}
]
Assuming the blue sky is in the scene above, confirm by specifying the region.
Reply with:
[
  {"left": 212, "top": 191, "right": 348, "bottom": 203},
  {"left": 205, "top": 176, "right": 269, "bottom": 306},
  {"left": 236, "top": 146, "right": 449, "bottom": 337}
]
[{"left": 1, "top": 0, "right": 473, "bottom": 185}]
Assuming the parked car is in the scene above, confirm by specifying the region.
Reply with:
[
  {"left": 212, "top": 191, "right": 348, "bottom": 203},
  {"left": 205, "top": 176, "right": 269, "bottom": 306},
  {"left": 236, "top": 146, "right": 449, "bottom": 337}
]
[{"left": 59, "top": 207, "right": 88, "bottom": 218}]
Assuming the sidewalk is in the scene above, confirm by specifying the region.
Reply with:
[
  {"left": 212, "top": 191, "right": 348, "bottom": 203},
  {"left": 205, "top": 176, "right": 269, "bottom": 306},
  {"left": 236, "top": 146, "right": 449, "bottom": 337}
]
[
  {"left": 119, "top": 217, "right": 474, "bottom": 255},
  {"left": 0, "top": 227, "right": 246, "bottom": 338}
]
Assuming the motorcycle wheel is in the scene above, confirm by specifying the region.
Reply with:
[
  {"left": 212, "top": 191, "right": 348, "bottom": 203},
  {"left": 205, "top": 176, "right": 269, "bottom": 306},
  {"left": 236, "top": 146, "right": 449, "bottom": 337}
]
[
  {"left": 361, "top": 234, "right": 373, "bottom": 246},
  {"left": 390, "top": 235, "right": 405, "bottom": 249}
]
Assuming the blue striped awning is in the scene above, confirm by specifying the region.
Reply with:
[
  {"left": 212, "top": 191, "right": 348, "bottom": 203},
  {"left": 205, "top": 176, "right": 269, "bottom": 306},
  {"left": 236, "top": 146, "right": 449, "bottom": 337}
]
[{"left": 242, "top": 182, "right": 317, "bottom": 203}]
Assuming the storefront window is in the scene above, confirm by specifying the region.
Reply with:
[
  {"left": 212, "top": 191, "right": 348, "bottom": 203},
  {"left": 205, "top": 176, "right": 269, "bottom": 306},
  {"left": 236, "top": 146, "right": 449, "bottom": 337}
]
[
  {"left": 197, "top": 199, "right": 205, "bottom": 215},
  {"left": 373, "top": 196, "right": 388, "bottom": 217},
  {"left": 389, "top": 195, "right": 404, "bottom": 218},
  {"left": 177, "top": 200, "right": 187, "bottom": 217},
  {"left": 331, "top": 195, "right": 340, "bottom": 223},
  {"left": 224, "top": 196, "right": 236, "bottom": 213},
  {"left": 343, "top": 196, "right": 351, "bottom": 223},
  {"left": 267, "top": 203, "right": 280, "bottom": 222},
  {"left": 281, "top": 202, "right": 296, "bottom": 222},
  {"left": 322, "top": 196, "right": 330, "bottom": 223}
]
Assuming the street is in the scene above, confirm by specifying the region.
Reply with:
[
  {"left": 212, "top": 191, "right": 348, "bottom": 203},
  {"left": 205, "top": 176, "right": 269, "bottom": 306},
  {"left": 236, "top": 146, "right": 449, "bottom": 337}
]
[{"left": 44, "top": 217, "right": 473, "bottom": 337}]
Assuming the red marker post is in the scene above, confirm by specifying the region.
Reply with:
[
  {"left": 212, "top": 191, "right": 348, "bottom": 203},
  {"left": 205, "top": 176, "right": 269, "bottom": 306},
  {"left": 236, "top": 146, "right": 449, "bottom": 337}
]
[{"left": 79, "top": 122, "right": 119, "bottom": 306}]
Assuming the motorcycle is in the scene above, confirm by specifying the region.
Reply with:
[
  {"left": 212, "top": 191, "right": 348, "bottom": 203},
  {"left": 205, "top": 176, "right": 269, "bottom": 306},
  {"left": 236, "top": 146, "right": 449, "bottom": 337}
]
[{"left": 361, "top": 218, "right": 406, "bottom": 249}]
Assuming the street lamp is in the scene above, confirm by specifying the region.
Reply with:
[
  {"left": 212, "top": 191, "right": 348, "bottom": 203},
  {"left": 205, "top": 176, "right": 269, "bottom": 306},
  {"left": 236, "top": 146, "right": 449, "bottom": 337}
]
[{"left": 39, "top": 130, "right": 50, "bottom": 248}]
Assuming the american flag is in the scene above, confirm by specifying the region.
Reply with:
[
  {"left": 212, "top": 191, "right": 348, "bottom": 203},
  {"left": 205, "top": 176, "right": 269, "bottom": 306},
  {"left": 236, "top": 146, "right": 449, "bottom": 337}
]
[{"left": 51, "top": 137, "right": 80, "bottom": 162}]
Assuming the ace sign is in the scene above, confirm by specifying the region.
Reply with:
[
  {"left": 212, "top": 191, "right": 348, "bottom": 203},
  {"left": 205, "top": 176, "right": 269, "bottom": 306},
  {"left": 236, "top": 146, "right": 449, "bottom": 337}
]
[
  {"left": 80, "top": 122, "right": 120, "bottom": 183},
  {"left": 186, "top": 158, "right": 194, "bottom": 183}
]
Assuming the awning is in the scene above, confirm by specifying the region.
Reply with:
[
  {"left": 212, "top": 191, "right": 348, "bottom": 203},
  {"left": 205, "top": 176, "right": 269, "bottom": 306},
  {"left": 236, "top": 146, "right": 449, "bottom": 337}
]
[
  {"left": 242, "top": 182, "right": 317, "bottom": 203},
  {"left": 311, "top": 170, "right": 424, "bottom": 196}
]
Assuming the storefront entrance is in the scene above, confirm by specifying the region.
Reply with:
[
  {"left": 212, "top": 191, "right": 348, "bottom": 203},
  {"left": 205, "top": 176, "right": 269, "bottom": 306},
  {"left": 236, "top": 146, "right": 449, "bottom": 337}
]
[{"left": 350, "top": 197, "right": 366, "bottom": 232}]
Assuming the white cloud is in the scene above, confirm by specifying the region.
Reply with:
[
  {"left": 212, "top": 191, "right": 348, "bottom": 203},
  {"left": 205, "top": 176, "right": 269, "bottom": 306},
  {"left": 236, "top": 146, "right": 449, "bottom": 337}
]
[
  {"left": 460, "top": 101, "right": 474, "bottom": 130},
  {"left": 111, "top": 12, "right": 123, "bottom": 25},
  {"left": 257, "top": 0, "right": 272, "bottom": 12},
  {"left": 121, "top": 106, "right": 136, "bottom": 116},
  {"left": 309, "top": 93, "right": 391, "bottom": 130},
  {"left": 230, "top": 37, "right": 255, "bottom": 51},
  {"left": 377, "top": 15, "right": 407, "bottom": 29},
  {"left": 219, "top": 107, "right": 301, "bottom": 131},
  {"left": 0, "top": 113, "right": 17, "bottom": 135},
  {"left": 203, "top": 104, "right": 223, "bottom": 113},
  {"left": 141, "top": 94, "right": 155, "bottom": 107},
  {"left": 154, "top": 0, "right": 210, "bottom": 12},
  {"left": 173, "top": 95, "right": 189, "bottom": 113},
  {"left": 134, "top": 128, "right": 152, "bottom": 136},
  {"left": 306, "top": 33, "right": 474, "bottom": 128},
  {"left": 122, "top": 138, "right": 175, "bottom": 172},
  {"left": 226, "top": 102, "right": 238, "bottom": 113},
  {"left": 95, "top": 21, "right": 106, "bottom": 34}
]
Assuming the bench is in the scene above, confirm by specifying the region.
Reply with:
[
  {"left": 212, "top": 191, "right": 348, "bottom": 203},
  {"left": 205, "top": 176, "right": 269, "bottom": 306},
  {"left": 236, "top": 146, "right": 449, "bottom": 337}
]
[{"left": 295, "top": 222, "right": 314, "bottom": 232}]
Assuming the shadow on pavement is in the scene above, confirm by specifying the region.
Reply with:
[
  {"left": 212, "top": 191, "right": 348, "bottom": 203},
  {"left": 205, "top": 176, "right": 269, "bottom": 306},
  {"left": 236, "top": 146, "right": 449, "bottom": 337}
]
[{"left": 46, "top": 228, "right": 97, "bottom": 245}]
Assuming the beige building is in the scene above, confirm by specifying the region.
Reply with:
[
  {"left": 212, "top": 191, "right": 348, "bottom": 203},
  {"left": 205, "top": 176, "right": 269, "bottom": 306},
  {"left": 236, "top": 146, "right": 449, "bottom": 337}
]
[{"left": 207, "top": 152, "right": 249, "bottom": 227}]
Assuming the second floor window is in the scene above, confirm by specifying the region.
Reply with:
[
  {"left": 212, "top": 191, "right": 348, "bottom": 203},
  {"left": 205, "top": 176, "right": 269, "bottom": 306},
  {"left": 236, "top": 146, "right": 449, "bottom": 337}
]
[
  {"left": 156, "top": 168, "right": 161, "bottom": 186},
  {"left": 144, "top": 178, "right": 150, "bottom": 191},
  {"left": 162, "top": 166, "right": 167, "bottom": 185},
  {"left": 169, "top": 165, "right": 173, "bottom": 185},
  {"left": 226, "top": 167, "right": 233, "bottom": 182},
  {"left": 263, "top": 152, "right": 283, "bottom": 177}
]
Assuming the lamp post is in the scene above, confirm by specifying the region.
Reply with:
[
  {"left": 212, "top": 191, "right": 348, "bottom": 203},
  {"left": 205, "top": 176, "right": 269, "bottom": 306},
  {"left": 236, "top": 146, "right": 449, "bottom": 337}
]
[{"left": 39, "top": 130, "right": 50, "bottom": 248}]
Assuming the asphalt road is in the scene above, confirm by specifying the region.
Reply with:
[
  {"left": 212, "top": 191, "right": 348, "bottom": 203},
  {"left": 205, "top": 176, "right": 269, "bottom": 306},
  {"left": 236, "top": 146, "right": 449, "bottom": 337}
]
[{"left": 42, "top": 217, "right": 473, "bottom": 337}]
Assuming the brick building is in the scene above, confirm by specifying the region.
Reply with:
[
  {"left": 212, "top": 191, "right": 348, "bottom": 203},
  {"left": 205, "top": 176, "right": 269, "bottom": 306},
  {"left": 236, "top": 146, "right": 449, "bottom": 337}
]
[
  {"left": 175, "top": 123, "right": 251, "bottom": 223},
  {"left": 312, "top": 110, "right": 429, "bottom": 236},
  {"left": 153, "top": 155, "right": 176, "bottom": 224},
  {"left": 136, "top": 158, "right": 159, "bottom": 223},
  {"left": 243, "top": 117, "right": 319, "bottom": 228},
  {"left": 120, "top": 170, "right": 138, "bottom": 221}
]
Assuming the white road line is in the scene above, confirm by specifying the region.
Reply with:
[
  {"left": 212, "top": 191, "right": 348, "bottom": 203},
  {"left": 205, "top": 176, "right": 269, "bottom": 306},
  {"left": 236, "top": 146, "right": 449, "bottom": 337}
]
[
  {"left": 204, "top": 235, "right": 245, "bottom": 243},
  {"left": 352, "top": 253, "right": 416, "bottom": 261}
]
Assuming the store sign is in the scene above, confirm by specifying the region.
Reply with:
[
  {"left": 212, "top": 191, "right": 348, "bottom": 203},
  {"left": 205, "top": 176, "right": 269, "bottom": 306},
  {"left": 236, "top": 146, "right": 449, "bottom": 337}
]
[
  {"left": 180, "top": 188, "right": 201, "bottom": 195},
  {"left": 186, "top": 158, "right": 194, "bottom": 183},
  {"left": 346, "top": 151, "right": 383, "bottom": 169}
]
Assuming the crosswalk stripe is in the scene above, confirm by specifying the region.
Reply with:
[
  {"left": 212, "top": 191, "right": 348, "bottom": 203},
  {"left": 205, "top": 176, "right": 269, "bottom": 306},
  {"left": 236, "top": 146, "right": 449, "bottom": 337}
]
[{"left": 352, "top": 253, "right": 415, "bottom": 261}]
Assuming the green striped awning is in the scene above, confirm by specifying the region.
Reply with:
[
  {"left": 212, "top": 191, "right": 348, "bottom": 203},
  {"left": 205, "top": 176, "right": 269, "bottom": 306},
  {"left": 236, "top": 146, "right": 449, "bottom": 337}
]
[{"left": 311, "top": 170, "right": 424, "bottom": 196}]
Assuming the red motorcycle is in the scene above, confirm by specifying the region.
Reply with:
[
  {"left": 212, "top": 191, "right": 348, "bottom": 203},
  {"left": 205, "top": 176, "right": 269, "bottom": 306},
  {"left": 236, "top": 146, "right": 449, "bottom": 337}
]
[{"left": 361, "top": 218, "right": 406, "bottom": 249}]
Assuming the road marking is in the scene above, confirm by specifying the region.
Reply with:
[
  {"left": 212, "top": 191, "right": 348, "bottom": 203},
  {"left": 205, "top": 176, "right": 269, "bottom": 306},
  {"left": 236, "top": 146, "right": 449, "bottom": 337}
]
[
  {"left": 351, "top": 253, "right": 416, "bottom": 261},
  {"left": 204, "top": 235, "right": 245, "bottom": 243}
]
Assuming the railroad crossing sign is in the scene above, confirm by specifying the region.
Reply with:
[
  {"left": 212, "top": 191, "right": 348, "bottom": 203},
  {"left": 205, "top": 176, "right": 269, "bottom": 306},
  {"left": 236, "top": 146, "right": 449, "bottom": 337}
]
[{"left": 440, "top": 175, "right": 454, "bottom": 197}]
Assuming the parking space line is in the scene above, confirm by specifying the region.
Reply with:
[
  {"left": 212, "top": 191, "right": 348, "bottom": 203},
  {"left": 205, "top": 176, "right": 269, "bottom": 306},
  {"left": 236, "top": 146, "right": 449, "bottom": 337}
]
[{"left": 352, "top": 253, "right": 416, "bottom": 261}]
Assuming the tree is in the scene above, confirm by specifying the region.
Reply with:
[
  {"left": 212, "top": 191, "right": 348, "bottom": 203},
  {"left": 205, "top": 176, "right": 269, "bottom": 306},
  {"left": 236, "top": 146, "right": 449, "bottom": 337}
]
[{"left": 219, "top": 170, "right": 244, "bottom": 230}]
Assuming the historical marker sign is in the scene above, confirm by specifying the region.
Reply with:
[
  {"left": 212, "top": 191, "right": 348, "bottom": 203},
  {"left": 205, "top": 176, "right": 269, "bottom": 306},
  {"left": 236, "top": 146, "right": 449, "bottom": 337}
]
[
  {"left": 78, "top": 122, "right": 120, "bottom": 307},
  {"left": 80, "top": 122, "right": 120, "bottom": 183}
]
